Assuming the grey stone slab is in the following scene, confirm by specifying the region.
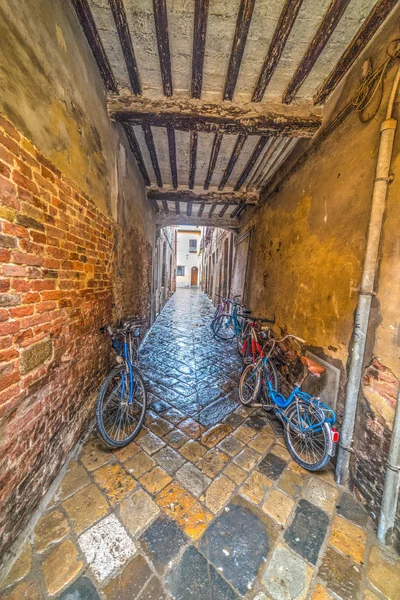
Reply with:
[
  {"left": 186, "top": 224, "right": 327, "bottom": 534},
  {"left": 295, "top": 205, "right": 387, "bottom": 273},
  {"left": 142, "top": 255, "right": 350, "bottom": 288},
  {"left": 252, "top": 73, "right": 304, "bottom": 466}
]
[
  {"left": 153, "top": 446, "right": 185, "bottom": 475},
  {"left": 263, "top": 546, "right": 310, "bottom": 600},
  {"left": 138, "top": 432, "right": 166, "bottom": 455},
  {"left": 284, "top": 499, "right": 329, "bottom": 565},
  {"left": 58, "top": 577, "right": 100, "bottom": 600},
  {"left": 336, "top": 491, "right": 369, "bottom": 527},
  {"left": 198, "top": 396, "right": 238, "bottom": 427},
  {"left": 199, "top": 496, "right": 277, "bottom": 595},
  {"left": 257, "top": 453, "right": 287, "bottom": 481},
  {"left": 175, "top": 463, "right": 211, "bottom": 497},
  {"left": 165, "top": 546, "right": 237, "bottom": 600},
  {"left": 140, "top": 514, "right": 188, "bottom": 574}
]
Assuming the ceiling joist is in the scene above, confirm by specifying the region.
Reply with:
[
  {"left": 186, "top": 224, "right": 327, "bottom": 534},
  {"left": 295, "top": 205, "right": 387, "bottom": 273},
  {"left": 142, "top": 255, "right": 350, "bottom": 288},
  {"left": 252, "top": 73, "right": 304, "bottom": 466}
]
[
  {"left": 153, "top": 0, "right": 173, "bottom": 96},
  {"left": 109, "top": 0, "right": 141, "bottom": 95},
  {"left": 224, "top": 0, "right": 256, "bottom": 101}
]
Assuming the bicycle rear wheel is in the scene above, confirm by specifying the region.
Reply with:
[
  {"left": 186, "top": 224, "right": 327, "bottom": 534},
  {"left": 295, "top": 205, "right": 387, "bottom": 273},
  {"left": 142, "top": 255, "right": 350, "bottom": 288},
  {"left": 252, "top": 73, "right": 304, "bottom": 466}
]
[
  {"left": 284, "top": 400, "right": 331, "bottom": 471},
  {"left": 239, "top": 364, "right": 261, "bottom": 405},
  {"left": 261, "top": 359, "right": 280, "bottom": 411},
  {"left": 213, "top": 313, "right": 235, "bottom": 340},
  {"left": 96, "top": 365, "right": 147, "bottom": 448}
]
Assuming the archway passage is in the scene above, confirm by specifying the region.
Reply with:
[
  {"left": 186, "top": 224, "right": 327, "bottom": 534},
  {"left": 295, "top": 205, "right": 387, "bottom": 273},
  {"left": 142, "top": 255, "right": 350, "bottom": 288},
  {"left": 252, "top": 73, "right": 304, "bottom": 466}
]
[{"left": 191, "top": 266, "right": 198, "bottom": 286}]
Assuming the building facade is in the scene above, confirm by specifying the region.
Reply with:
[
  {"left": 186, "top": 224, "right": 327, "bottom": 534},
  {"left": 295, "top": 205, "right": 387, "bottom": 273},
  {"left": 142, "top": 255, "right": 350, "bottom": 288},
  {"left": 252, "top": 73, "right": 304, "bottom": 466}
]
[{"left": 176, "top": 226, "right": 201, "bottom": 288}]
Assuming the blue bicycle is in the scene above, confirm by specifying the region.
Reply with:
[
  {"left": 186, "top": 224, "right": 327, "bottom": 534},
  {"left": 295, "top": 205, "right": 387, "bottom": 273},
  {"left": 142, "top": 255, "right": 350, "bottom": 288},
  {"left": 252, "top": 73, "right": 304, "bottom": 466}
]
[
  {"left": 239, "top": 333, "right": 339, "bottom": 471},
  {"left": 96, "top": 319, "right": 147, "bottom": 447}
]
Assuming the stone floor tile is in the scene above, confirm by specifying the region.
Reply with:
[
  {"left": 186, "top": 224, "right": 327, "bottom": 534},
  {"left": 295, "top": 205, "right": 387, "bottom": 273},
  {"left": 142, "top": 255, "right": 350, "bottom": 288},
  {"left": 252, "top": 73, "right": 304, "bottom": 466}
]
[
  {"left": 205, "top": 475, "right": 235, "bottom": 513},
  {"left": 111, "top": 441, "right": 140, "bottom": 462},
  {"left": 366, "top": 545, "right": 400, "bottom": 599},
  {"left": 165, "top": 545, "right": 237, "bottom": 600},
  {"left": 137, "top": 576, "right": 166, "bottom": 599},
  {"left": 102, "top": 555, "right": 152, "bottom": 599},
  {"left": 177, "top": 418, "right": 205, "bottom": 439},
  {"left": 277, "top": 468, "right": 306, "bottom": 497},
  {"left": 92, "top": 463, "right": 136, "bottom": 505},
  {"left": 161, "top": 407, "right": 186, "bottom": 425},
  {"left": 257, "top": 453, "right": 287, "bottom": 481},
  {"left": 148, "top": 416, "right": 174, "bottom": 438},
  {"left": 120, "top": 489, "right": 160, "bottom": 536},
  {"left": 55, "top": 461, "right": 91, "bottom": 501},
  {"left": 155, "top": 482, "right": 212, "bottom": 540},
  {"left": 153, "top": 446, "right": 185, "bottom": 474},
  {"left": 0, "top": 542, "right": 31, "bottom": 588},
  {"left": 125, "top": 451, "right": 155, "bottom": 478},
  {"left": 197, "top": 448, "right": 229, "bottom": 478},
  {"left": 310, "top": 583, "right": 334, "bottom": 599},
  {"left": 42, "top": 539, "right": 83, "bottom": 595},
  {"left": 240, "top": 471, "right": 272, "bottom": 504},
  {"left": 269, "top": 443, "right": 291, "bottom": 462},
  {"left": 140, "top": 514, "right": 188, "bottom": 574},
  {"left": 62, "top": 484, "right": 109, "bottom": 534},
  {"left": 175, "top": 463, "right": 211, "bottom": 498},
  {"left": 232, "top": 423, "right": 257, "bottom": 444},
  {"left": 248, "top": 432, "right": 274, "bottom": 455},
  {"left": 224, "top": 462, "right": 247, "bottom": 485},
  {"left": 262, "top": 544, "right": 313, "bottom": 600},
  {"left": 201, "top": 423, "right": 232, "bottom": 448},
  {"left": 34, "top": 509, "right": 69, "bottom": 553},
  {"left": 284, "top": 499, "right": 329, "bottom": 565},
  {"left": 78, "top": 514, "right": 136, "bottom": 582},
  {"left": 80, "top": 439, "right": 113, "bottom": 472},
  {"left": 223, "top": 412, "right": 245, "bottom": 429},
  {"left": 336, "top": 491, "right": 369, "bottom": 527},
  {"left": 140, "top": 466, "right": 172, "bottom": 494},
  {"left": 58, "top": 577, "right": 101, "bottom": 599},
  {"left": 179, "top": 439, "right": 207, "bottom": 463},
  {"left": 137, "top": 432, "right": 166, "bottom": 455},
  {"left": 199, "top": 495, "right": 277, "bottom": 595},
  {"left": 262, "top": 490, "right": 295, "bottom": 526},
  {"left": 164, "top": 428, "right": 188, "bottom": 448},
  {"left": 217, "top": 434, "right": 244, "bottom": 457},
  {"left": 198, "top": 396, "right": 238, "bottom": 427},
  {"left": 0, "top": 581, "right": 41, "bottom": 600},
  {"left": 233, "top": 447, "right": 261, "bottom": 471},
  {"left": 302, "top": 478, "right": 338, "bottom": 514},
  {"left": 329, "top": 515, "right": 366, "bottom": 564},
  {"left": 318, "top": 547, "right": 362, "bottom": 600}
]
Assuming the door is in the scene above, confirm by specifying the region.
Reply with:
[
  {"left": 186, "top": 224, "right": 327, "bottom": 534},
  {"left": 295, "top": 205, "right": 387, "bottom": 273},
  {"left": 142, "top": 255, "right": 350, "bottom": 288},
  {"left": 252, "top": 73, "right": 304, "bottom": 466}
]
[{"left": 191, "top": 266, "right": 198, "bottom": 286}]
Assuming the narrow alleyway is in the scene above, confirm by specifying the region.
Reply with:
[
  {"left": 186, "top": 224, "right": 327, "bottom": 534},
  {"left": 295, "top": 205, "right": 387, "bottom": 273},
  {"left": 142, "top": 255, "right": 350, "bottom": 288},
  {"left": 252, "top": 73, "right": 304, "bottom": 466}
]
[{"left": 1, "top": 289, "right": 399, "bottom": 600}]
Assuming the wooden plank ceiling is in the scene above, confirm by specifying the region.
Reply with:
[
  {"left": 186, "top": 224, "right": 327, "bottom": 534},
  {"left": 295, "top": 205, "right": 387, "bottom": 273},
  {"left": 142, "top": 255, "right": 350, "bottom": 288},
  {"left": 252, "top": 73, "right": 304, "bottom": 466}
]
[{"left": 72, "top": 0, "right": 396, "bottom": 221}]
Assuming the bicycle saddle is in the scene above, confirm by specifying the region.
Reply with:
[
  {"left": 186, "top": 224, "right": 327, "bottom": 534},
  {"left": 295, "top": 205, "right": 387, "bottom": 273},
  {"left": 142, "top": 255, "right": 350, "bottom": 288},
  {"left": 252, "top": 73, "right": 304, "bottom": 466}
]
[{"left": 301, "top": 356, "right": 326, "bottom": 376}]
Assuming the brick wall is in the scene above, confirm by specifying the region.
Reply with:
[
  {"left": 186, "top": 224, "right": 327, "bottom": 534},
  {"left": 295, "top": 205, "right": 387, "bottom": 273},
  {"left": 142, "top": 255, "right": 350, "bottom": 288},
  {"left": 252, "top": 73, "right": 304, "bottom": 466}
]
[{"left": 0, "top": 114, "right": 120, "bottom": 559}]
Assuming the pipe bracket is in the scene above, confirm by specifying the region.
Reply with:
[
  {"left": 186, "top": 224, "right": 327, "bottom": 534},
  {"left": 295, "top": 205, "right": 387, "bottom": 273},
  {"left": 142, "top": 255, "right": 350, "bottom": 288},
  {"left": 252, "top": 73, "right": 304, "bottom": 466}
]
[
  {"left": 386, "top": 461, "right": 400, "bottom": 473},
  {"left": 358, "top": 289, "right": 376, "bottom": 296},
  {"left": 374, "top": 174, "right": 394, "bottom": 183}
]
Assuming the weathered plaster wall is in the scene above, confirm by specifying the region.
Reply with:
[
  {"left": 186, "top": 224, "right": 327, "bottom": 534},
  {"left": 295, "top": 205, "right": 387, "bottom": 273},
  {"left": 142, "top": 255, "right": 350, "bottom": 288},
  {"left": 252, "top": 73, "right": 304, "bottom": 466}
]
[{"left": 240, "top": 12, "right": 400, "bottom": 545}]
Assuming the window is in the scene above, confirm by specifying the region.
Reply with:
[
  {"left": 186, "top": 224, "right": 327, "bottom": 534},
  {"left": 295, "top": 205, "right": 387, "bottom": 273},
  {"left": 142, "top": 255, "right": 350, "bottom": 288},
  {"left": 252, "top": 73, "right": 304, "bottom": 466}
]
[
  {"left": 189, "top": 239, "right": 198, "bottom": 253},
  {"left": 177, "top": 266, "right": 185, "bottom": 276}
]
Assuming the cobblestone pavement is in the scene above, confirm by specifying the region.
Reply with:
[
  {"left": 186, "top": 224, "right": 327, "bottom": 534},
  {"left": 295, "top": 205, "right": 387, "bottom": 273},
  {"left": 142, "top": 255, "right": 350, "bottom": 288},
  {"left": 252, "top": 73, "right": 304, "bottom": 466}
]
[{"left": 1, "top": 289, "right": 400, "bottom": 600}]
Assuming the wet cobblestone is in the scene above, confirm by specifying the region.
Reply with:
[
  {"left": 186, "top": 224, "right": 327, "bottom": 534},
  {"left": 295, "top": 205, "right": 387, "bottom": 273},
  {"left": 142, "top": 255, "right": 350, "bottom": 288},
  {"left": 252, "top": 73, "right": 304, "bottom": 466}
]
[{"left": 1, "top": 289, "right": 399, "bottom": 600}]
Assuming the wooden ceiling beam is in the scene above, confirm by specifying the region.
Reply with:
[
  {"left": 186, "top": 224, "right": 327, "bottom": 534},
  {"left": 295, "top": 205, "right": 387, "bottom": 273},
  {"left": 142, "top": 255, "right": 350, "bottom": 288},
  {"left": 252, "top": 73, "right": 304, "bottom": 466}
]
[
  {"left": 314, "top": 0, "right": 399, "bottom": 105},
  {"left": 219, "top": 203, "right": 230, "bottom": 218},
  {"left": 252, "top": 0, "right": 303, "bottom": 102},
  {"left": 167, "top": 126, "right": 178, "bottom": 189},
  {"left": 187, "top": 202, "right": 193, "bottom": 217},
  {"left": 122, "top": 124, "right": 150, "bottom": 186},
  {"left": 175, "top": 200, "right": 180, "bottom": 214},
  {"left": 153, "top": 0, "right": 173, "bottom": 96},
  {"left": 142, "top": 124, "right": 162, "bottom": 187},
  {"left": 72, "top": 0, "right": 118, "bottom": 93},
  {"left": 204, "top": 132, "right": 223, "bottom": 190},
  {"left": 224, "top": 0, "right": 256, "bottom": 101},
  {"left": 146, "top": 188, "right": 259, "bottom": 204},
  {"left": 234, "top": 136, "right": 268, "bottom": 191},
  {"left": 283, "top": 0, "right": 351, "bottom": 104},
  {"left": 109, "top": 0, "right": 141, "bottom": 94},
  {"left": 218, "top": 134, "right": 247, "bottom": 190},
  {"left": 189, "top": 131, "right": 198, "bottom": 189},
  {"left": 108, "top": 95, "right": 322, "bottom": 137},
  {"left": 192, "top": 0, "right": 210, "bottom": 99},
  {"left": 198, "top": 202, "right": 205, "bottom": 217}
]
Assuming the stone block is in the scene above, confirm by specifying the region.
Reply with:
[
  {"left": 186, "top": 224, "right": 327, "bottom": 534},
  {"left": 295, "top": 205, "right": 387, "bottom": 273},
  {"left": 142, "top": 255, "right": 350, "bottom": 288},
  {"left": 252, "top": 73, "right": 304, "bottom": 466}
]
[
  {"left": 42, "top": 540, "right": 82, "bottom": 595},
  {"left": 120, "top": 489, "right": 160, "bottom": 537},
  {"left": 20, "top": 339, "right": 52, "bottom": 374}
]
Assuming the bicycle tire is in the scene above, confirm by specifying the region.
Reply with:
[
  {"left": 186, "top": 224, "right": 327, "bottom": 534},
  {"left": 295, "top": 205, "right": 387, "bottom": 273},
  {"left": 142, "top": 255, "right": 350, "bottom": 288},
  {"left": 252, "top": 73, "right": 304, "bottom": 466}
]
[
  {"left": 239, "top": 364, "right": 261, "bottom": 405},
  {"left": 96, "top": 365, "right": 147, "bottom": 448},
  {"left": 284, "top": 400, "right": 331, "bottom": 471},
  {"left": 213, "top": 313, "right": 235, "bottom": 340},
  {"left": 260, "top": 359, "right": 280, "bottom": 411}
]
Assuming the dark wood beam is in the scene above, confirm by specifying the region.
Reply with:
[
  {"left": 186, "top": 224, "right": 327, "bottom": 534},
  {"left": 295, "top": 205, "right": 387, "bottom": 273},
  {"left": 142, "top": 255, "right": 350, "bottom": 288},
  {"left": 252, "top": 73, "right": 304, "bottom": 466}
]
[
  {"left": 189, "top": 131, "right": 198, "bottom": 189},
  {"left": 187, "top": 202, "right": 193, "bottom": 216},
  {"left": 109, "top": 0, "right": 141, "bottom": 94},
  {"left": 208, "top": 203, "right": 218, "bottom": 217},
  {"left": 142, "top": 124, "right": 162, "bottom": 187},
  {"left": 283, "top": 0, "right": 351, "bottom": 104},
  {"left": 252, "top": 0, "right": 303, "bottom": 102},
  {"left": 219, "top": 203, "right": 230, "bottom": 218},
  {"left": 175, "top": 200, "right": 180, "bottom": 214},
  {"left": 147, "top": 187, "right": 259, "bottom": 204},
  {"left": 122, "top": 124, "right": 150, "bottom": 186},
  {"left": 161, "top": 199, "right": 169, "bottom": 213},
  {"left": 71, "top": 0, "right": 118, "bottom": 93},
  {"left": 234, "top": 136, "right": 268, "bottom": 191},
  {"left": 204, "top": 132, "right": 223, "bottom": 190},
  {"left": 198, "top": 202, "right": 205, "bottom": 217},
  {"left": 167, "top": 126, "right": 178, "bottom": 188},
  {"left": 219, "top": 134, "right": 247, "bottom": 190},
  {"left": 108, "top": 95, "right": 322, "bottom": 137},
  {"left": 235, "top": 203, "right": 248, "bottom": 219},
  {"left": 230, "top": 203, "right": 243, "bottom": 218},
  {"left": 314, "top": 0, "right": 399, "bottom": 105},
  {"left": 224, "top": 0, "right": 256, "bottom": 101},
  {"left": 153, "top": 0, "right": 173, "bottom": 96},
  {"left": 192, "top": 0, "right": 210, "bottom": 99}
]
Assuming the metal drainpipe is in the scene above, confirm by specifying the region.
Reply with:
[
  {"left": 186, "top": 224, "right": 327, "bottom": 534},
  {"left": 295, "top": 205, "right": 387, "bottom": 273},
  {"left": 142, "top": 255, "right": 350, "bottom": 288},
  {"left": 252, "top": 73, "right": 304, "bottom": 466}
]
[
  {"left": 336, "top": 64, "right": 400, "bottom": 486},
  {"left": 378, "top": 384, "right": 400, "bottom": 544}
]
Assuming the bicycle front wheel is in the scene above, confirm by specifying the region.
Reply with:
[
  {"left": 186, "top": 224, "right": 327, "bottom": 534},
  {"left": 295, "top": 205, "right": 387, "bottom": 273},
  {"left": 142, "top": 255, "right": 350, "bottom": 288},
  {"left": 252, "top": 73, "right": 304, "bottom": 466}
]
[
  {"left": 261, "top": 359, "right": 280, "bottom": 411},
  {"left": 213, "top": 313, "right": 235, "bottom": 340},
  {"left": 284, "top": 400, "right": 331, "bottom": 471},
  {"left": 239, "top": 364, "right": 261, "bottom": 405},
  {"left": 96, "top": 365, "right": 147, "bottom": 448}
]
